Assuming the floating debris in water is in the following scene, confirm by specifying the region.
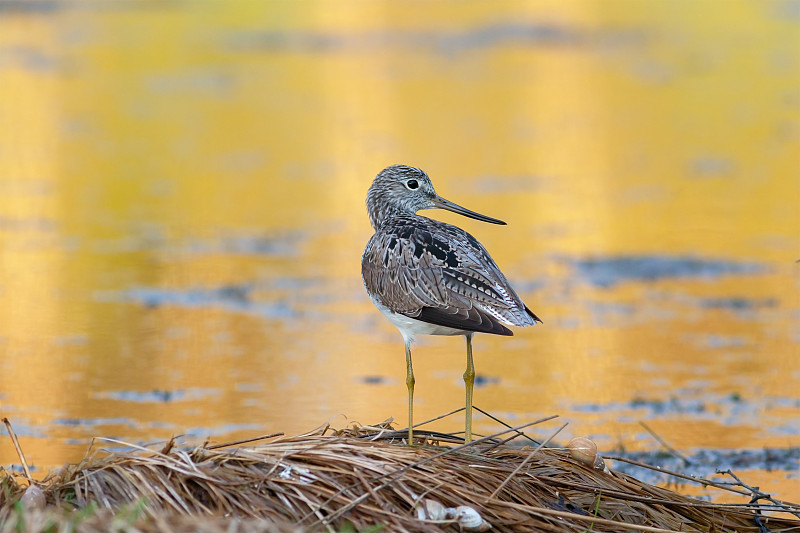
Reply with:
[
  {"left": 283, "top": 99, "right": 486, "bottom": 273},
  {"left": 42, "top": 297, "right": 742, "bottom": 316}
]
[{"left": 357, "top": 375, "right": 390, "bottom": 385}]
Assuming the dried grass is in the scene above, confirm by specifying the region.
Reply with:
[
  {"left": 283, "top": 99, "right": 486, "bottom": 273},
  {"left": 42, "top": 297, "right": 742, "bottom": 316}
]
[{"left": 2, "top": 416, "right": 799, "bottom": 532}]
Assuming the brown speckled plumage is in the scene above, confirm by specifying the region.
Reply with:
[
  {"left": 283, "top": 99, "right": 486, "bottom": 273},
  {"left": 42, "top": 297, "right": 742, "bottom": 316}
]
[{"left": 362, "top": 213, "right": 539, "bottom": 336}]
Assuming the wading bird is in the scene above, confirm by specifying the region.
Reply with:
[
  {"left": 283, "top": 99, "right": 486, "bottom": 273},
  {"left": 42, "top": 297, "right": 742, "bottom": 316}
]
[{"left": 361, "top": 165, "right": 541, "bottom": 443}]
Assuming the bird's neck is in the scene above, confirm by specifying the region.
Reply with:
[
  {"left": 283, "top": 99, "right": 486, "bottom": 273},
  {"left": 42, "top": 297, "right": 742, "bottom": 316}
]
[{"left": 366, "top": 191, "right": 413, "bottom": 230}]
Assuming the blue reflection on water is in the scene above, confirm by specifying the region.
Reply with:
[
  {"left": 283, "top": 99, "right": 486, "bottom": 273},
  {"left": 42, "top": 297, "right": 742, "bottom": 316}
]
[
  {"left": 181, "top": 232, "right": 307, "bottom": 257},
  {"left": 357, "top": 375, "right": 390, "bottom": 385},
  {"left": 610, "top": 447, "right": 800, "bottom": 487},
  {"left": 571, "top": 255, "right": 766, "bottom": 288},
  {"left": 183, "top": 422, "right": 266, "bottom": 437},
  {"left": 571, "top": 393, "right": 800, "bottom": 435},
  {"left": 700, "top": 297, "right": 778, "bottom": 310},
  {"left": 52, "top": 417, "right": 139, "bottom": 427},
  {"left": 224, "top": 23, "right": 590, "bottom": 55},
  {"left": 0, "top": 419, "right": 47, "bottom": 438},
  {"left": 103, "top": 284, "right": 297, "bottom": 319},
  {"left": 91, "top": 388, "right": 221, "bottom": 403}
]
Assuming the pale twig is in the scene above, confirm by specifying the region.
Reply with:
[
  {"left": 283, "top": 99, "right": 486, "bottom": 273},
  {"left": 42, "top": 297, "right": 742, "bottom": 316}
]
[
  {"left": 2, "top": 417, "right": 33, "bottom": 483},
  {"left": 206, "top": 432, "right": 284, "bottom": 450},
  {"left": 493, "top": 500, "right": 683, "bottom": 533},
  {"left": 473, "top": 405, "right": 540, "bottom": 444},
  {"left": 717, "top": 468, "right": 800, "bottom": 521},
  {"left": 411, "top": 407, "right": 464, "bottom": 428},
  {"left": 639, "top": 421, "right": 690, "bottom": 465}
]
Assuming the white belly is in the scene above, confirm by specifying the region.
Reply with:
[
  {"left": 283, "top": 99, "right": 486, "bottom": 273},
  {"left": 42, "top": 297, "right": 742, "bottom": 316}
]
[{"left": 370, "top": 298, "right": 468, "bottom": 343}]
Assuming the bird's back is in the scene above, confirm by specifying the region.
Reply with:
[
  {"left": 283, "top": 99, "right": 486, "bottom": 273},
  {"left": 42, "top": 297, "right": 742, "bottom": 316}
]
[{"left": 362, "top": 214, "right": 540, "bottom": 336}]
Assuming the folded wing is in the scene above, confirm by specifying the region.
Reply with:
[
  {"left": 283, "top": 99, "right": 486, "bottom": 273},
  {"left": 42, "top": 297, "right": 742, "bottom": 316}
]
[{"left": 361, "top": 215, "right": 539, "bottom": 336}]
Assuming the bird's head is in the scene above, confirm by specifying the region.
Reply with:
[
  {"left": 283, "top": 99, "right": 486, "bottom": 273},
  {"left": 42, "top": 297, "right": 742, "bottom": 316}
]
[{"left": 366, "top": 164, "right": 506, "bottom": 229}]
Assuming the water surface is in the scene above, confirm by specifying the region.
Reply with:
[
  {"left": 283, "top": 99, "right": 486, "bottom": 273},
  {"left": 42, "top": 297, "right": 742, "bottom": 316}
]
[{"left": 0, "top": 0, "right": 798, "bottom": 501}]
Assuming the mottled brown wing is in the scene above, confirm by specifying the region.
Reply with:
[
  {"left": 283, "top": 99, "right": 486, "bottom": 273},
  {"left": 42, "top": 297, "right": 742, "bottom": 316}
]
[{"left": 362, "top": 215, "right": 538, "bottom": 335}]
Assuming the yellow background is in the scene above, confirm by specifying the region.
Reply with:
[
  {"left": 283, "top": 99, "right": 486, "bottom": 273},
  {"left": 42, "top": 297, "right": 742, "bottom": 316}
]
[{"left": 1, "top": 1, "right": 798, "bottom": 499}]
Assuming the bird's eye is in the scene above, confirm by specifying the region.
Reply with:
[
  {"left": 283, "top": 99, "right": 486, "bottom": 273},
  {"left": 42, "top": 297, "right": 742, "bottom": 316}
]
[{"left": 406, "top": 179, "right": 419, "bottom": 190}]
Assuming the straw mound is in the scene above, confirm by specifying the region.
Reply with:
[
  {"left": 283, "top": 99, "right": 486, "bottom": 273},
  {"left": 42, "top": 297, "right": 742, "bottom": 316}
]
[{"left": 2, "top": 420, "right": 799, "bottom": 533}]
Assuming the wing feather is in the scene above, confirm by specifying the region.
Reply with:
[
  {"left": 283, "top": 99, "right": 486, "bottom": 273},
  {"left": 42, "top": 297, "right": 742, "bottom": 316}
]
[
  {"left": 362, "top": 215, "right": 539, "bottom": 334},
  {"left": 411, "top": 306, "right": 513, "bottom": 336}
]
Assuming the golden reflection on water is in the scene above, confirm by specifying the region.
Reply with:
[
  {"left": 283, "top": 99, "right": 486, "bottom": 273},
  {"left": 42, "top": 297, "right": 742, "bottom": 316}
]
[{"left": 1, "top": 1, "right": 798, "bottom": 498}]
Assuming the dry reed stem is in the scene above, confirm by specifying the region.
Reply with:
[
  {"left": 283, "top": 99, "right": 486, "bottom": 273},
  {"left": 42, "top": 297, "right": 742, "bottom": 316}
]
[
  {"left": 2, "top": 417, "right": 800, "bottom": 532},
  {"left": 2, "top": 418, "right": 32, "bottom": 484},
  {"left": 489, "top": 421, "right": 567, "bottom": 499}
]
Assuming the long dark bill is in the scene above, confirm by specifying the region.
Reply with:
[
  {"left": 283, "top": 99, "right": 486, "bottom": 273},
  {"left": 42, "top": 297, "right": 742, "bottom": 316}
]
[{"left": 431, "top": 196, "right": 506, "bottom": 225}]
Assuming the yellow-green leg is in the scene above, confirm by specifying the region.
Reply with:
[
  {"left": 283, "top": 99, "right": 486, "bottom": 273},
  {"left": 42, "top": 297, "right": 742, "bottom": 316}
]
[
  {"left": 464, "top": 333, "right": 475, "bottom": 443},
  {"left": 404, "top": 339, "right": 415, "bottom": 444}
]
